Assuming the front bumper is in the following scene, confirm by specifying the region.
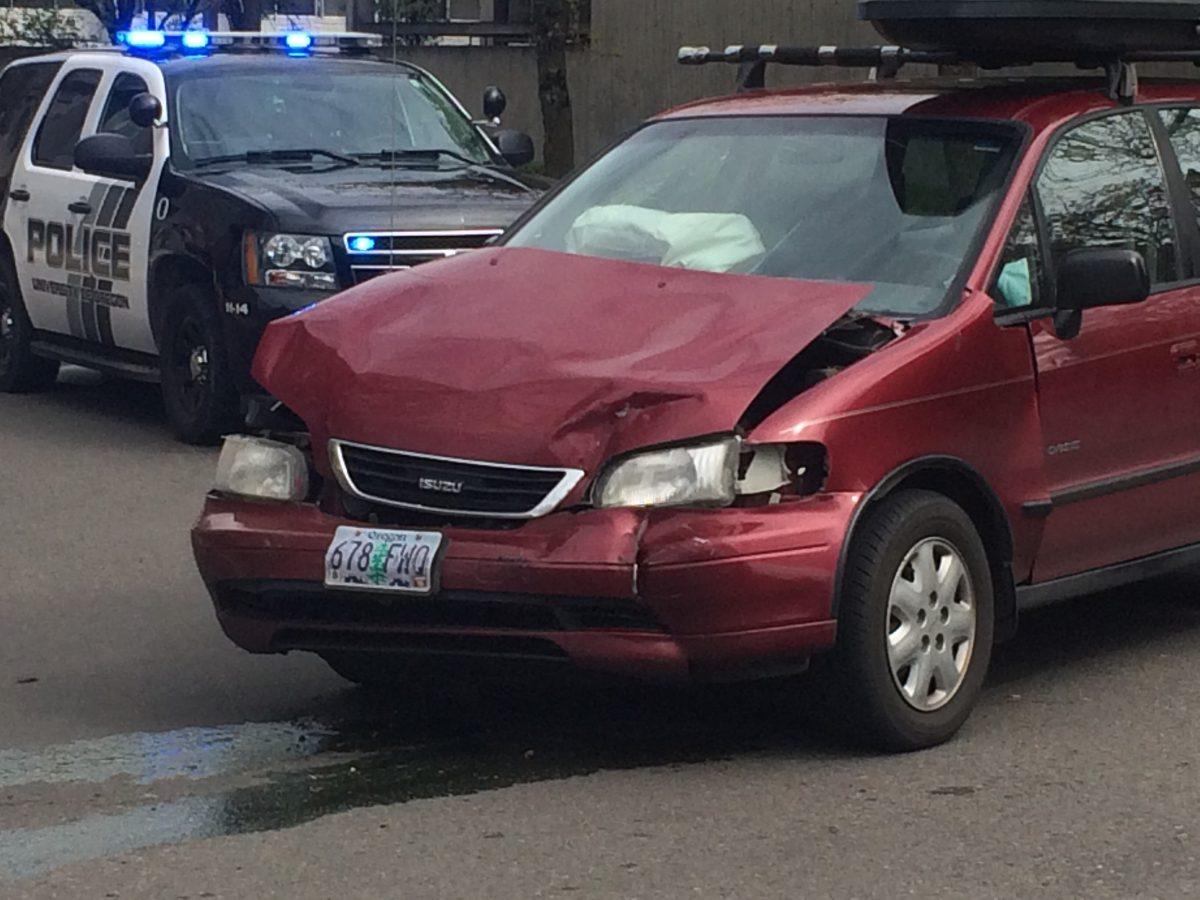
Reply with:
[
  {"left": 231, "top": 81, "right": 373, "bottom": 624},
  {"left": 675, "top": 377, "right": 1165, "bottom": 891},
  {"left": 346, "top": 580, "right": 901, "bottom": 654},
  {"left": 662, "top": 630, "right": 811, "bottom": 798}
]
[{"left": 191, "top": 494, "right": 860, "bottom": 682}]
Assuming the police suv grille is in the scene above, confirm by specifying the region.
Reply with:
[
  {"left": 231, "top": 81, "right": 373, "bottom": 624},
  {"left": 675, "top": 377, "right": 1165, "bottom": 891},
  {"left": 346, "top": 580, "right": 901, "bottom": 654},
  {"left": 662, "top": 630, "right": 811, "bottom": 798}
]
[
  {"left": 331, "top": 441, "right": 584, "bottom": 518},
  {"left": 344, "top": 229, "right": 503, "bottom": 284}
]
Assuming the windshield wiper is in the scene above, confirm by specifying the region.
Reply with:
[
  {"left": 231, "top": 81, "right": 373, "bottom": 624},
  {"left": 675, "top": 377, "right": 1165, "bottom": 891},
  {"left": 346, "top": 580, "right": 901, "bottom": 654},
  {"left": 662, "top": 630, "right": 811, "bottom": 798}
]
[
  {"left": 356, "top": 148, "right": 532, "bottom": 192},
  {"left": 193, "top": 149, "right": 360, "bottom": 169}
]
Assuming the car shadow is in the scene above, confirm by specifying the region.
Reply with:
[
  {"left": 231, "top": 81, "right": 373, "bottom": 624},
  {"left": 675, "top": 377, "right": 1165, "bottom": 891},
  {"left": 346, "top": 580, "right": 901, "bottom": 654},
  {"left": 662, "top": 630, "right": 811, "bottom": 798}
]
[
  {"left": 36, "top": 366, "right": 167, "bottom": 430},
  {"left": 296, "top": 569, "right": 1200, "bottom": 771}
]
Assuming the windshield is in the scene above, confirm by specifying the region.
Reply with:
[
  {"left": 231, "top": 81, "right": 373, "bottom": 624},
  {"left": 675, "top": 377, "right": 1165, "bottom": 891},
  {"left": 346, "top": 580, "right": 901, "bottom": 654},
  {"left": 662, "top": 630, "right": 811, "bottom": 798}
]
[
  {"left": 506, "top": 116, "right": 1020, "bottom": 316},
  {"left": 167, "top": 66, "right": 494, "bottom": 169}
]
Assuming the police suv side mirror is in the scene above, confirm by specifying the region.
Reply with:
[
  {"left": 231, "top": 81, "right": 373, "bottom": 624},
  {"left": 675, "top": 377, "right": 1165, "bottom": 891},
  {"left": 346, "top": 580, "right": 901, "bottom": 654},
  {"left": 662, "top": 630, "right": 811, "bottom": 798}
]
[
  {"left": 1052, "top": 248, "right": 1150, "bottom": 340},
  {"left": 483, "top": 86, "right": 507, "bottom": 122},
  {"left": 494, "top": 129, "right": 535, "bottom": 168},
  {"left": 128, "top": 92, "right": 162, "bottom": 128},
  {"left": 74, "top": 133, "right": 152, "bottom": 181}
]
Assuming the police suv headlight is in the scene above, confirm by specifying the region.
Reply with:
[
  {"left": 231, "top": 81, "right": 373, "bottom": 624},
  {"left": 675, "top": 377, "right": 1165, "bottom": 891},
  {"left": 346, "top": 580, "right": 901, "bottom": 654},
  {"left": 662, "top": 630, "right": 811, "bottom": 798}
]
[
  {"left": 593, "top": 437, "right": 740, "bottom": 509},
  {"left": 213, "top": 435, "right": 309, "bottom": 502},
  {"left": 246, "top": 232, "right": 338, "bottom": 291}
]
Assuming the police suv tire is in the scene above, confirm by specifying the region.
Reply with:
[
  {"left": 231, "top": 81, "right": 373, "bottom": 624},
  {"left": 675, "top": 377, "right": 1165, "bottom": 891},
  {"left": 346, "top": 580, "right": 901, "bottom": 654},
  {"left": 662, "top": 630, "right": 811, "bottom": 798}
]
[
  {"left": 829, "top": 489, "right": 994, "bottom": 752},
  {"left": 0, "top": 257, "right": 59, "bottom": 393},
  {"left": 159, "top": 285, "right": 239, "bottom": 445}
]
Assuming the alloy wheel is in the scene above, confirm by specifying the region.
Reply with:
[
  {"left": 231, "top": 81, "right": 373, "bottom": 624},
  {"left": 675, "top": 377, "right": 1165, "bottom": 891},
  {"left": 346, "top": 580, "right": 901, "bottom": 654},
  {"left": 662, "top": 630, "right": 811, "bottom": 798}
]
[
  {"left": 171, "top": 316, "right": 210, "bottom": 414},
  {"left": 886, "top": 537, "right": 977, "bottom": 712}
]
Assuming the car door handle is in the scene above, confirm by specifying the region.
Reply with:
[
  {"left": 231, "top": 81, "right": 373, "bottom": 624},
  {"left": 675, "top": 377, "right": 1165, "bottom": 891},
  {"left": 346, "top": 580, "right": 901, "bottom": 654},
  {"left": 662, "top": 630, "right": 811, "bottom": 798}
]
[
  {"left": 68, "top": 201, "right": 92, "bottom": 215},
  {"left": 8, "top": 189, "right": 29, "bottom": 202}
]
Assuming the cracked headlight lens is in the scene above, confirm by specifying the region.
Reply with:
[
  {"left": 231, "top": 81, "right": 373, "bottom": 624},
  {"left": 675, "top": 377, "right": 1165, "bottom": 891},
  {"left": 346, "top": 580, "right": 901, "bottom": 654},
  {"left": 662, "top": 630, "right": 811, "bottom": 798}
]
[
  {"left": 593, "top": 436, "right": 739, "bottom": 509},
  {"left": 213, "top": 435, "right": 309, "bottom": 502}
]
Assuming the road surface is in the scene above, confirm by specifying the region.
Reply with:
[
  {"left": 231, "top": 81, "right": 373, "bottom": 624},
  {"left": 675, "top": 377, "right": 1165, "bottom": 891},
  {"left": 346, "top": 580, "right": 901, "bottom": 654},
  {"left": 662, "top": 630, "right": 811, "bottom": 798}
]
[{"left": 4, "top": 368, "right": 1200, "bottom": 898}]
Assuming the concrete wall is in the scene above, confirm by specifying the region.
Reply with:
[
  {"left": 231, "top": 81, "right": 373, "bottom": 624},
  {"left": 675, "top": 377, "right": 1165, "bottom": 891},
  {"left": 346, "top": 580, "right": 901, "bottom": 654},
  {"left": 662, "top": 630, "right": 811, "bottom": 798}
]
[{"left": 569, "top": 0, "right": 881, "bottom": 162}]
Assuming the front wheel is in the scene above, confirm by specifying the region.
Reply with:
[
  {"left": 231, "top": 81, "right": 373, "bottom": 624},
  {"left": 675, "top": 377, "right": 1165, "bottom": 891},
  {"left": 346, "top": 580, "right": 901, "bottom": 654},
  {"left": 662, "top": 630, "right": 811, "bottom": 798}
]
[
  {"left": 160, "top": 285, "right": 239, "bottom": 445},
  {"left": 0, "top": 260, "right": 59, "bottom": 393},
  {"left": 828, "top": 489, "right": 995, "bottom": 751}
]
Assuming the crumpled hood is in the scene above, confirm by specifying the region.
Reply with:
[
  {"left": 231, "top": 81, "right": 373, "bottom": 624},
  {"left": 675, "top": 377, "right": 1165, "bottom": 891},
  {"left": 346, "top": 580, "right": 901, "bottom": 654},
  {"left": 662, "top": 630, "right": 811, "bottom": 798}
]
[{"left": 253, "top": 247, "right": 871, "bottom": 474}]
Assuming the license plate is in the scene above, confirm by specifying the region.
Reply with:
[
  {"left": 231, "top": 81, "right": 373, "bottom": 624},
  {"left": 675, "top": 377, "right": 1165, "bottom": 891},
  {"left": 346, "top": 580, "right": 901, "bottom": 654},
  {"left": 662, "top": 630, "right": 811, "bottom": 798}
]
[{"left": 324, "top": 527, "right": 445, "bottom": 595}]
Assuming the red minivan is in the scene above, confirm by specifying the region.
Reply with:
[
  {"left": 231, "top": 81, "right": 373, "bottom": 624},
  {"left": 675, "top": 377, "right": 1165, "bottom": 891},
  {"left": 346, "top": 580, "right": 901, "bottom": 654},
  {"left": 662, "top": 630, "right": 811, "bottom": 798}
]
[{"left": 193, "top": 69, "right": 1200, "bottom": 750}]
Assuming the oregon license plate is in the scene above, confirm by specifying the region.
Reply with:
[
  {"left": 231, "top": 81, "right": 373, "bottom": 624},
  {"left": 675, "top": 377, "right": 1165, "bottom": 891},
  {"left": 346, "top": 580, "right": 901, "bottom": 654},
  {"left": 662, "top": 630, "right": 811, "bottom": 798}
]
[{"left": 324, "top": 527, "right": 445, "bottom": 594}]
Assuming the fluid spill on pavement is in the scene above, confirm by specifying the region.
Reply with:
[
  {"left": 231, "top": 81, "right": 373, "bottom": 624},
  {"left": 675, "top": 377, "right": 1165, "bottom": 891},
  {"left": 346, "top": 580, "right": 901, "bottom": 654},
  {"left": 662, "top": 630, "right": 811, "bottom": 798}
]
[
  {"left": 0, "top": 721, "right": 335, "bottom": 789},
  {"left": 0, "top": 680, "right": 828, "bottom": 879}
]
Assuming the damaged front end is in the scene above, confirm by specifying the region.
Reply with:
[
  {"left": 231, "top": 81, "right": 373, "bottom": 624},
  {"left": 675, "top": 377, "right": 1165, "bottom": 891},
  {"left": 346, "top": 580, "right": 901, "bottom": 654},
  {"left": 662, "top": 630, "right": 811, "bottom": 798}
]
[{"left": 195, "top": 247, "right": 906, "bottom": 681}]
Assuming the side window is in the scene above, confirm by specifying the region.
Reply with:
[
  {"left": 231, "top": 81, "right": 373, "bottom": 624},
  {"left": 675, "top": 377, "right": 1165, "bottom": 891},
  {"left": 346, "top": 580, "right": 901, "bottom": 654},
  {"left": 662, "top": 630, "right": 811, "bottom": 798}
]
[
  {"left": 31, "top": 68, "right": 102, "bottom": 171},
  {"left": 1158, "top": 107, "right": 1200, "bottom": 222},
  {"left": 98, "top": 72, "right": 154, "bottom": 155},
  {"left": 994, "top": 196, "right": 1045, "bottom": 310},
  {"left": 0, "top": 62, "right": 61, "bottom": 179},
  {"left": 1037, "top": 112, "right": 1177, "bottom": 287}
]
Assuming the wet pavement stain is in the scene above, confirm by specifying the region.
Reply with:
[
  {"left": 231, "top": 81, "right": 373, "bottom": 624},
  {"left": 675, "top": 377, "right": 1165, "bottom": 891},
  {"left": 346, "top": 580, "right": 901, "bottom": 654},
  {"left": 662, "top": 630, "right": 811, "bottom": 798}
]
[{"left": 0, "top": 678, "right": 836, "bottom": 879}]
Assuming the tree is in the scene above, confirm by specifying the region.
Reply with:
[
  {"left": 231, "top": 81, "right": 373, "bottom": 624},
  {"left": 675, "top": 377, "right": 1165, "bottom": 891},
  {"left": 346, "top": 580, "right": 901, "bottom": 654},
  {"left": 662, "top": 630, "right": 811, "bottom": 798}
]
[
  {"left": 529, "top": 0, "right": 586, "bottom": 176},
  {"left": 0, "top": 7, "right": 82, "bottom": 47}
]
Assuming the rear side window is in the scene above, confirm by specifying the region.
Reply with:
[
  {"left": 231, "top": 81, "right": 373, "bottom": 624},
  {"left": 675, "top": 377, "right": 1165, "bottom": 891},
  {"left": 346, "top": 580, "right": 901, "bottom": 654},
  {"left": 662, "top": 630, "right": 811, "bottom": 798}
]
[
  {"left": 0, "top": 62, "right": 60, "bottom": 179},
  {"left": 1036, "top": 111, "right": 1177, "bottom": 286},
  {"left": 1159, "top": 107, "right": 1200, "bottom": 222},
  {"left": 32, "top": 68, "right": 102, "bottom": 171},
  {"left": 98, "top": 72, "right": 153, "bottom": 155}
]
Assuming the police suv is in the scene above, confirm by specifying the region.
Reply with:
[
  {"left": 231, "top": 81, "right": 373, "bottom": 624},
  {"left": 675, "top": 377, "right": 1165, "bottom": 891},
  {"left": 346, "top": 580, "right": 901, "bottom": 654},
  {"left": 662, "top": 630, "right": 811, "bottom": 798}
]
[{"left": 0, "top": 31, "right": 545, "bottom": 442}]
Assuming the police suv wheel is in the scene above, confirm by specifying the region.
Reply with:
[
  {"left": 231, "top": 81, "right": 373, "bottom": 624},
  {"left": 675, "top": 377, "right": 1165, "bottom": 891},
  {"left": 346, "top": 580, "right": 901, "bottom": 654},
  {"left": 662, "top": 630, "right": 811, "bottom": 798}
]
[
  {"left": 160, "top": 285, "right": 239, "bottom": 445},
  {"left": 829, "top": 489, "right": 994, "bottom": 752},
  {"left": 0, "top": 259, "right": 59, "bottom": 393}
]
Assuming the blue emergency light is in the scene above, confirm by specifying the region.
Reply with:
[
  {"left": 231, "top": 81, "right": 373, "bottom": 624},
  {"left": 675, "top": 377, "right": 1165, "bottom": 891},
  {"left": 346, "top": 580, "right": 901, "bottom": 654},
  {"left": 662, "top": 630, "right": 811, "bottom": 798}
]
[
  {"left": 119, "top": 30, "right": 167, "bottom": 50},
  {"left": 348, "top": 236, "right": 377, "bottom": 252},
  {"left": 115, "top": 30, "right": 381, "bottom": 57},
  {"left": 284, "top": 32, "right": 314, "bottom": 51},
  {"left": 181, "top": 31, "right": 211, "bottom": 51}
]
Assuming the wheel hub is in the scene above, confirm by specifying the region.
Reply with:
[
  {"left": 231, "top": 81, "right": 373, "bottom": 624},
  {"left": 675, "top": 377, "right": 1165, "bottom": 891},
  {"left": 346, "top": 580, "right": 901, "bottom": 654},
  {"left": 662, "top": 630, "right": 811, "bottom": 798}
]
[
  {"left": 188, "top": 345, "right": 209, "bottom": 383},
  {"left": 886, "top": 537, "right": 976, "bottom": 713}
]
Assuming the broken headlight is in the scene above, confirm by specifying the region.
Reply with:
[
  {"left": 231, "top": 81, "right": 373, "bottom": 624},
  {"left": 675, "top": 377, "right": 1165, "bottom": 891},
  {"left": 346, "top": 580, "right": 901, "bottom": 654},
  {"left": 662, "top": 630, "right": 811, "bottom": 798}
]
[
  {"left": 594, "top": 437, "right": 740, "bottom": 509},
  {"left": 213, "top": 435, "right": 310, "bottom": 502},
  {"left": 593, "top": 437, "right": 827, "bottom": 510}
]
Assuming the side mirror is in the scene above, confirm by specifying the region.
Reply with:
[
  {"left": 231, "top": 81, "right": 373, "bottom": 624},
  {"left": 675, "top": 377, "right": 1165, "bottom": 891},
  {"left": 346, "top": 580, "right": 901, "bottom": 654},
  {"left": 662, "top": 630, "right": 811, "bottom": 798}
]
[
  {"left": 74, "top": 133, "right": 152, "bottom": 181},
  {"left": 483, "top": 86, "right": 507, "bottom": 122},
  {"left": 128, "top": 92, "right": 162, "bottom": 128},
  {"left": 494, "top": 128, "right": 534, "bottom": 168},
  {"left": 1053, "top": 248, "right": 1150, "bottom": 340}
]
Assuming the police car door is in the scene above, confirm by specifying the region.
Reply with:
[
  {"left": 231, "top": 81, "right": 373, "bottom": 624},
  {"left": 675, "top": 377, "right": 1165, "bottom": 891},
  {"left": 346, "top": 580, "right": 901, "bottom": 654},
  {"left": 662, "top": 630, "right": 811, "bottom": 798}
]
[{"left": 7, "top": 56, "right": 165, "bottom": 354}]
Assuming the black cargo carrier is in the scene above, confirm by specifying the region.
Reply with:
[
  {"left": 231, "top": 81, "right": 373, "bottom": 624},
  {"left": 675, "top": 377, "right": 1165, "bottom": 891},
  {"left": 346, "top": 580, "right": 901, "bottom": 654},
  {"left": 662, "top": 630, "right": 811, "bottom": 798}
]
[{"left": 860, "top": 0, "right": 1200, "bottom": 62}]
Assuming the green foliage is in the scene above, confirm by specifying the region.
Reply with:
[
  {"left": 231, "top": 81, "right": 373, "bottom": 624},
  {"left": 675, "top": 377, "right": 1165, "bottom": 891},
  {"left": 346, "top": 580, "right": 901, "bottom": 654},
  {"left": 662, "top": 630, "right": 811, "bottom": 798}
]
[{"left": 0, "top": 7, "right": 82, "bottom": 48}]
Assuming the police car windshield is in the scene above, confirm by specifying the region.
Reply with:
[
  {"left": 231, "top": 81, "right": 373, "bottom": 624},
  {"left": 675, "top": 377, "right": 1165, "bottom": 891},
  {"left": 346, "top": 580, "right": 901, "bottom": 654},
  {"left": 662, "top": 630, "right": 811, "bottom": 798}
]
[
  {"left": 168, "top": 66, "right": 493, "bottom": 170},
  {"left": 505, "top": 116, "right": 1020, "bottom": 317}
]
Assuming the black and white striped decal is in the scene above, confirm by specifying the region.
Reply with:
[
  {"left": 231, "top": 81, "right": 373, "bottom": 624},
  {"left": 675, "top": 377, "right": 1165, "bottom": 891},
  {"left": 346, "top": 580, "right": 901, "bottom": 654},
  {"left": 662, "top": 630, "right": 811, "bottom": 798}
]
[{"left": 69, "top": 181, "right": 141, "bottom": 345}]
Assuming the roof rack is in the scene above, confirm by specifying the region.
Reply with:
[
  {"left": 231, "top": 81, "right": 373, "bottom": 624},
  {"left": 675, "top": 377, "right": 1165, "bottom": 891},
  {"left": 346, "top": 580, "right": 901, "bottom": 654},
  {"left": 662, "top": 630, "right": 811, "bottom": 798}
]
[{"left": 678, "top": 43, "right": 1200, "bottom": 103}]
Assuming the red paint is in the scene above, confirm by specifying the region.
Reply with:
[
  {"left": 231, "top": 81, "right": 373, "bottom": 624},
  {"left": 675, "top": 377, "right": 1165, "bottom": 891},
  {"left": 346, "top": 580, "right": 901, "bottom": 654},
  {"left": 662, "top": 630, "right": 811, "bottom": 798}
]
[
  {"left": 253, "top": 248, "right": 870, "bottom": 479},
  {"left": 194, "top": 78, "right": 1200, "bottom": 681}
]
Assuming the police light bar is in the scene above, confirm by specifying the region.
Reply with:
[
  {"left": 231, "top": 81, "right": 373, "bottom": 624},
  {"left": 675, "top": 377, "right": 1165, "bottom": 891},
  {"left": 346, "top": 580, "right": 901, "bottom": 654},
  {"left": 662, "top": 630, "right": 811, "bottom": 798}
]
[{"left": 117, "top": 30, "right": 383, "bottom": 56}]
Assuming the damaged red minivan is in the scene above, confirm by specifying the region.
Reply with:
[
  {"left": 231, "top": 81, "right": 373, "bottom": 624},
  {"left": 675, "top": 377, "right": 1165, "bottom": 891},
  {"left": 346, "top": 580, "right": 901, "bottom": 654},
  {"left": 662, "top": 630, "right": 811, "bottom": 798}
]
[{"left": 193, "top": 68, "right": 1200, "bottom": 749}]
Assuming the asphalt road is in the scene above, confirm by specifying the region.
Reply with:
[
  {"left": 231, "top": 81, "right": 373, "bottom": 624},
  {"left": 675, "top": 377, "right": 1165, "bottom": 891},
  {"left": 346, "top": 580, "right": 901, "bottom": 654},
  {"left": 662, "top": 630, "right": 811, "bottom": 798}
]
[{"left": 6, "top": 368, "right": 1200, "bottom": 898}]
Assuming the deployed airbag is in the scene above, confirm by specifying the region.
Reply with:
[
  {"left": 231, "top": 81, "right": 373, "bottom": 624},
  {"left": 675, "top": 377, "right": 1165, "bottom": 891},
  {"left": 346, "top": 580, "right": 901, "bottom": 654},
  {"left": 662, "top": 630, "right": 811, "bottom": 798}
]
[{"left": 566, "top": 205, "right": 767, "bottom": 274}]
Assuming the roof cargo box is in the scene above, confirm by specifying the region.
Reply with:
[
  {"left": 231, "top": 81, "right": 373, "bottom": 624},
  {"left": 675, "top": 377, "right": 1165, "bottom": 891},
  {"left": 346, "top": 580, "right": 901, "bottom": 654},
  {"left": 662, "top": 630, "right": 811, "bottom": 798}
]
[{"left": 859, "top": 0, "right": 1200, "bottom": 62}]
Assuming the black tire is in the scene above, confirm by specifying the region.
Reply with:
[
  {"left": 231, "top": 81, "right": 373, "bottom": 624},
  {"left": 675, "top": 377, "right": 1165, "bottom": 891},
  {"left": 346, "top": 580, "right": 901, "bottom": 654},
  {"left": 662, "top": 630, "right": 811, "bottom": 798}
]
[
  {"left": 828, "top": 489, "right": 995, "bottom": 752},
  {"left": 159, "top": 284, "right": 239, "bottom": 445},
  {"left": 0, "top": 255, "right": 59, "bottom": 393}
]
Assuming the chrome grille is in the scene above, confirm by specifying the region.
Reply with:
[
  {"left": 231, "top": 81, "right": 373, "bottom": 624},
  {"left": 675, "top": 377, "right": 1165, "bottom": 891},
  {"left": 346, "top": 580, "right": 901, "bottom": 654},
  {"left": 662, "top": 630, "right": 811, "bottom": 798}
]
[
  {"left": 330, "top": 440, "right": 585, "bottom": 519},
  {"left": 344, "top": 229, "right": 504, "bottom": 284}
]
